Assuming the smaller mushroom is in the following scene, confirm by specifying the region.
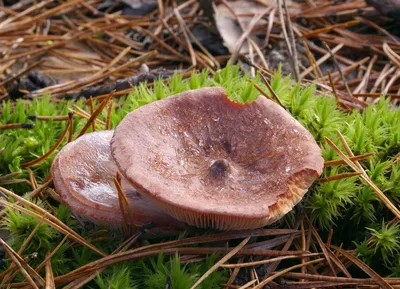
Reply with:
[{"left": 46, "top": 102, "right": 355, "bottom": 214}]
[
  {"left": 51, "top": 130, "right": 187, "bottom": 234},
  {"left": 111, "top": 87, "right": 324, "bottom": 230}
]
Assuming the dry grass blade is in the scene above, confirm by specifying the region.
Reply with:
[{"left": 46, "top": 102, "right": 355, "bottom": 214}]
[
  {"left": 248, "top": 79, "right": 272, "bottom": 100},
  {"left": 18, "top": 215, "right": 45, "bottom": 255},
  {"left": 55, "top": 240, "right": 301, "bottom": 284},
  {"left": 300, "top": 221, "right": 306, "bottom": 279},
  {"left": 387, "top": 152, "right": 400, "bottom": 168},
  {"left": 353, "top": 54, "right": 377, "bottom": 94},
  {"left": 328, "top": 69, "right": 341, "bottom": 105},
  {"left": 286, "top": 274, "right": 400, "bottom": 288},
  {"left": 105, "top": 101, "right": 112, "bottom": 130},
  {"left": 324, "top": 136, "right": 400, "bottom": 219},
  {"left": 338, "top": 130, "right": 400, "bottom": 216},
  {"left": 323, "top": 42, "right": 353, "bottom": 98},
  {"left": 0, "top": 216, "right": 44, "bottom": 285},
  {"left": 141, "top": 28, "right": 191, "bottom": 63},
  {"left": 94, "top": 46, "right": 132, "bottom": 78},
  {"left": 36, "top": 234, "right": 69, "bottom": 272},
  {"left": 383, "top": 43, "right": 400, "bottom": 68},
  {"left": 29, "top": 177, "right": 53, "bottom": 198},
  {"left": 0, "top": 242, "right": 39, "bottom": 289},
  {"left": 254, "top": 258, "right": 325, "bottom": 289},
  {"left": 319, "top": 52, "right": 367, "bottom": 83},
  {"left": 307, "top": 217, "right": 352, "bottom": 277},
  {"left": 112, "top": 231, "right": 143, "bottom": 254},
  {"left": 33, "top": 50, "right": 156, "bottom": 97},
  {"left": 324, "top": 152, "right": 374, "bottom": 167},
  {"left": 68, "top": 112, "right": 74, "bottom": 142},
  {"left": 0, "top": 0, "right": 84, "bottom": 34},
  {"left": 0, "top": 1, "right": 52, "bottom": 29},
  {"left": 174, "top": 8, "right": 196, "bottom": 67},
  {"left": 70, "top": 106, "right": 105, "bottom": 126},
  {"left": 22, "top": 121, "right": 70, "bottom": 167},
  {"left": 223, "top": 257, "right": 244, "bottom": 289},
  {"left": 0, "top": 123, "right": 34, "bottom": 130},
  {"left": 0, "top": 239, "right": 45, "bottom": 288},
  {"left": 248, "top": 38, "right": 269, "bottom": 70},
  {"left": 370, "top": 65, "right": 396, "bottom": 94},
  {"left": 264, "top": 227, "right": 299, "bottom": 276},
  {"left": 0, "top": 177, "right": 53, "bottom": 217},
  {"left": 0, "top": 178, "right": 30, "bottom": 186},
  {"left": 259, "top": 72, "right": 286, "bottom": 109},
  {"left": 0, "top": 199, "right": 106, "bottom": 258},
  {"left": 303, "top": 40, "right": 323, "bottom": 80},
  {"left": 0, "top": 172, "right": 23, "bottom": 187},
  {"left": 337, "top": 248, "right": 393, "bottom": 289},
  {"left": 0, "top": 172, "right": 21, "bottom": 181},
  {"left": 63, "top": 271, "right": 100, "bottom": 289},
  {"left": 0, "top": 186, "right": 106, "bottom": 256},
  {"left": 65, "top": 231, "right": 143, "bottom": 288},
  {"left": 45, "top": 252, "right": 56, "bottom": 289},
  {"left": 301, "top": 19, "right": 360, "bottom": 39},
  {"left": 276, "top": 0, "right": 291, "bottom": 55},
  {"left": 190, "top": 237, "right": 250, "bottom": 289},
  {"left": 77, "top": 91, "right": 114, "bottom": 138},
  {"left": 89, "top": 97, "right": 95, "bottom": 132},
  {"left": 318, "top": 171, "right": 362, "bottom": 183},
  {"left": 220, "top": 253, "right": 320, "bottom": 268},
  {"left": 148, "top": 228, "right": 299, "bottom": 251},
  {"left": 27, "top": 168, "right": 38, "bottom": 189},
  {"left": 281, "top": 0, "right": 299, "bottom": 81},
  {"left": 383, "top": 69, "right": 400, "bottom": 95},
  {"left": 273, "top": 281, "right": 367, "bottom": 288},
  {"left": 306, "top": 219, "right": 336, "bottom": 277},
  {"left": 279, "top": 272, "right": 400, "bottom": 284},
  {"left": 113, "top": 172, "right": 136, "bottom": 235},
  {"left": 219, "top": 0, "right": 263, "bottom": 70},
  {"left": 264, "top": 8, "right": 275, "bottom": 47},
  {"left": 238, "top": 279, "right": 257, "bottom": 289},
  {"left": 231, "top": 12, "right": 267, "bottom": 64},
  {"left": 0, "top": 263, "right": 16, "bottom": 286}
]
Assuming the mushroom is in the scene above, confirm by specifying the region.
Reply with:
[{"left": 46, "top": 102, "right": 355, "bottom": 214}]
[
  {"left": 51, "top": 130, "right": 187, "bottom": 234},
  {"left": 111, "top": 87, "right": 324, "bottom": 230}
]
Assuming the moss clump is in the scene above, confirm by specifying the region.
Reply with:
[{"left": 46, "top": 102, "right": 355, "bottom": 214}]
[{"left": 1, "top": 65, "right": 400, "bottom": 285}]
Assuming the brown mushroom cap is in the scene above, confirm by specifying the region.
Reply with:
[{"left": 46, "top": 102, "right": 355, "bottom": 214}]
[
  {"left": 111, "top": 87, "right": 324, "bottom": 230},
  {"left": 51, "top": 130, "right": 187, "bottom": 233}
]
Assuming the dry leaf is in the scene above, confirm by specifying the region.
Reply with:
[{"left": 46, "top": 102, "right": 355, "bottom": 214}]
[
  {"left": 214, "top": 0, "right": 267, "bottom": 54},
  {"left": 214, "top": 0, "right": 301, "bottom": 54}
]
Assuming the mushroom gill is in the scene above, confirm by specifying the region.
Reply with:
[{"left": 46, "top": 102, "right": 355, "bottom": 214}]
[{"left": 111, "top": 87, "right": 324, "bottom": 230}]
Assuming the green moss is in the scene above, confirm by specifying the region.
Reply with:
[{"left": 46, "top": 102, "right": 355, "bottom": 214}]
[
  {"left": 1, "top": 64, "right": 400, "bottom": 285},
  {"left": 368, "top": 221, "right": 400, "bottom": 266}
]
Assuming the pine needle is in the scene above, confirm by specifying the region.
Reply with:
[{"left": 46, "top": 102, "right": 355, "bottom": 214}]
[
  {"left": 324, "top": 135, "right": 400, "bottom": 219},
  {"left": 190, "top": 237, "right": 250, "bottom": 289}
]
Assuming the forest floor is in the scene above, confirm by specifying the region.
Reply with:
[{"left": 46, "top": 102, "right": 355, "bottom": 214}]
[{"left": 1, "top": 0, "right": 400, "bottom": 288}]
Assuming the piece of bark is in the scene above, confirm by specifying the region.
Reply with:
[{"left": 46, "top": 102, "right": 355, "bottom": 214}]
[
  {"left": 5, "top": 71, "right": 58, "bottom": 99},
  {"left": 64, "top": 68, "right": 175, "bottom": 99}
]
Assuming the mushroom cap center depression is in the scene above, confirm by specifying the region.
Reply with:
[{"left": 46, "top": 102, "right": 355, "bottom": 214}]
[{"left": 209, "top": 159, "right": 231, "bottom": 179}]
